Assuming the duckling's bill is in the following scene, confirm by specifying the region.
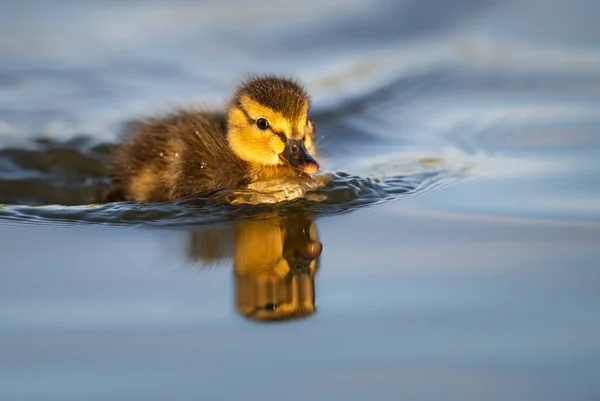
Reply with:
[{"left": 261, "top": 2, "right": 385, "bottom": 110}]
[{"left": 280, "top": 139, "right": 319, "bottom": 174}]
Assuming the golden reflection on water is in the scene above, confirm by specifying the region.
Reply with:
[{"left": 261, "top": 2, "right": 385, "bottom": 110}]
[{"left": 186, "top": 210, "right": 322, "bottom": 322}]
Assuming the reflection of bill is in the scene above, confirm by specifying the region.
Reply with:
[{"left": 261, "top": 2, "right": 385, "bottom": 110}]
[{"left": 186, "top": 212, "right": 322, "bottom": 322}]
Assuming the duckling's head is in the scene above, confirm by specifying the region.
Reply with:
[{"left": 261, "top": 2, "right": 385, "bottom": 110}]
[{"left": 227, "top": 76, "right": 319, "bottom": 174}]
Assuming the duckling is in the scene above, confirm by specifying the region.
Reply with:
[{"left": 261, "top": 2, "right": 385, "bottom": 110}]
[{"left": 107, "top": 76, "right": 320, "bottom": 202}]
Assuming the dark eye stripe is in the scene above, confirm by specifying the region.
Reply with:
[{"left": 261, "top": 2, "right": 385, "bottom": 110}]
[
  {"left": 271, "top": 130, "right": 287, "bottom": 143},
  {"left": 237, "top": 104, "right": 287, "bottom": 144}
]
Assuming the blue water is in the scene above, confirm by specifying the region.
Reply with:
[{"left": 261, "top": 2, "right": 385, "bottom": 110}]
[{"left": 1, "top": 1, "right": 599, "bottom": 400}]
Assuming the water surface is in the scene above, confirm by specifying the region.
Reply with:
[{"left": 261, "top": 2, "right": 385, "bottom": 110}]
[{"left": 1, "top": 1, "right": 599, "bottom": 400}]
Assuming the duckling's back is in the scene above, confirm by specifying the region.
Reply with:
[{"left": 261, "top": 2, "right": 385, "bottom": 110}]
[{"left": 108, "top": 110, "right": 249, "bottom": 202}]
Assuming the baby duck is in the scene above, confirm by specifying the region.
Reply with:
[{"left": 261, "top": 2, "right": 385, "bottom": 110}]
[{"left": 108, "top": 76, "right": 319, "bottom": 202}]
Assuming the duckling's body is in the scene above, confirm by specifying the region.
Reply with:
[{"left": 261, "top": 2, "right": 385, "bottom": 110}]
[
  {"left": 108, "top": 77, "right": 319, "bottom": 202},
  {"left": 109, "top": 110, "right": 249, "bottom": 202}
]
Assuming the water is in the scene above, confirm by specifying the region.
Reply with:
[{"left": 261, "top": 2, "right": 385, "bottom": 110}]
[{"left": 1, "top": 1, "right": 600, "bottom": 400}]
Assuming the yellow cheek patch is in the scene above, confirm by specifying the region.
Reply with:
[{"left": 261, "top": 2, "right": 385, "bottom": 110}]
[
  {"left": 240, "top": 95, "right": 292, "bottom": 136},
  {"left": 295, "top": 103, "right": 309, "bottom": 133},
  {"left": 228, "top": 107, "right": 249, "bottom": 129},
  {"left": 270, "top": 136, "right": 285, "bottom": 153}
]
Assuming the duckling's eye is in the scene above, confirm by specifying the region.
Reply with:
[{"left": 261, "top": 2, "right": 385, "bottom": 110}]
[{"left": 256, "top": 118, "right": 270, "bottom": 130}]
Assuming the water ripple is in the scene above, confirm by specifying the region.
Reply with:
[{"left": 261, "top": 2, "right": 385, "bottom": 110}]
[{"left": 0, "top": 169, "right": 455, "bottom": 228}]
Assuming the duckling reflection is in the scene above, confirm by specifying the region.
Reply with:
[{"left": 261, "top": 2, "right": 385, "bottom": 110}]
[{"left": 186, "top": 212, "right": 322, "bottom": 322}]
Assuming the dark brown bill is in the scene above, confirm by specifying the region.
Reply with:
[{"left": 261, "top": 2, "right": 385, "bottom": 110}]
[{"left": 280, "top": 139, "right": 319, "bottom": 174}]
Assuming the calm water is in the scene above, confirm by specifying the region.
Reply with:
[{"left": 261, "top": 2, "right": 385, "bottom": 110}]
[{"left": 1, "top": 1, "right": 600, "bottom": 400}]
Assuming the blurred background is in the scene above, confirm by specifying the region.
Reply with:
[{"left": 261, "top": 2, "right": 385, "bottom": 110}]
[
  {"left": 1, "top": 1, "right": 599, "bottom": 400},
  {"left": 1, "top": 0, "right": 597, "bottom": 143}
]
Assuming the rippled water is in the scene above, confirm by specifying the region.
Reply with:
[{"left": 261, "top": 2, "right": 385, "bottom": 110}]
[
  {"left": 1, "top": 1, "right": 600, "bottom": 400},
  {"left": 0, "top": 114, "right": 457, "bottom": 226}
]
